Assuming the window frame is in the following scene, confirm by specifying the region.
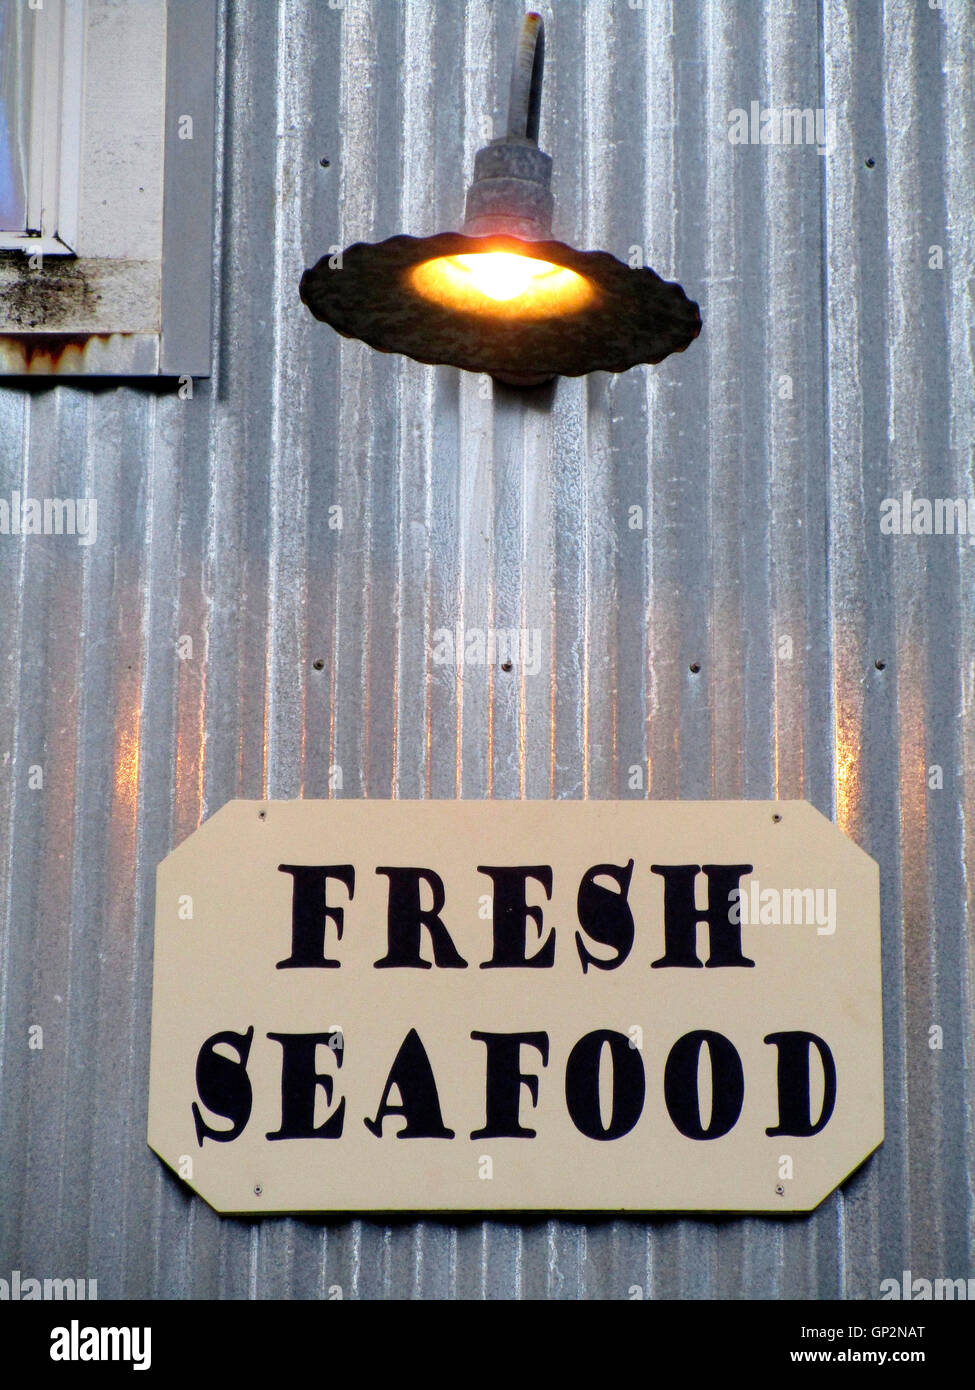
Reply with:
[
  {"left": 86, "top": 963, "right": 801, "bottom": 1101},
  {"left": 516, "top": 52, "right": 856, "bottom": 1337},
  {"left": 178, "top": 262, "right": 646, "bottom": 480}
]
[
  {"left": 0, "top": 0, "right": 85, "bottom": 255},
  {"left": 0, "top": 0, "right": 218, "bottom": 378}
]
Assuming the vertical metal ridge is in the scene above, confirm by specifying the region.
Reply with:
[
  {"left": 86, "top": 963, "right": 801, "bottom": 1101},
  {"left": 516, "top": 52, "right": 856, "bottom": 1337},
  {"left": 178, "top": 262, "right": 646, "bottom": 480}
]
[
  {"left": 703, "top": 0, "right": 749, "bottom": 803},
  {"left": 822, "top": 0, "right": 891, "bottom": 1301},
  {"left": 334, "top": 0, "right": 377, "bottom": 808},
  {"left": 334, "top": 0, "right": 382, "bottom": 1286},
  {"left": 641, "top": 0, "right": 677, "bottom": 808},
  {"left": 0, "top": 385, "right": 29, "bottom": 1271},
  {"left": 456, "top": 2, "right": 494, "bottom": 808},
  {"left": 392, "top": 0, "right": 440, "bottom": 1290},
  {"left": 266, "top": 0, "right": 315, "bottom": 802},
  {"left": 581, "top": 0, "right": 613, "bottom": 809},
  {"left": 943, "top": 0, "right": 975, "bottom": 1269},
  {"left": 882, "top": 0, "right": 938, "bottom": 1280},
  {"left": 763, "top": 0, "right": 830, "bottom": 827},
  {"left": 121, "top": 389, "right": 171, "bottom": 1296}
]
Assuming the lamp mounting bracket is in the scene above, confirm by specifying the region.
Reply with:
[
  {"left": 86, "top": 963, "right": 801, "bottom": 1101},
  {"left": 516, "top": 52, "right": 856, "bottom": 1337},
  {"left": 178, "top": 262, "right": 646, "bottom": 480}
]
[{"left": 464, "top": 13, "right": 554, "bottom": 241}]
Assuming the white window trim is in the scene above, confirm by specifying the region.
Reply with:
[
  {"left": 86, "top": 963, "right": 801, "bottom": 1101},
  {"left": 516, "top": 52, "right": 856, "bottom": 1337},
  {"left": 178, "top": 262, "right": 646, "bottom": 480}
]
[
  {"left": 0, "top": 0, "right": 85, "bottom": 255},
  {"left": 0, "top": 0, "right": 217, "bottom": 378}
]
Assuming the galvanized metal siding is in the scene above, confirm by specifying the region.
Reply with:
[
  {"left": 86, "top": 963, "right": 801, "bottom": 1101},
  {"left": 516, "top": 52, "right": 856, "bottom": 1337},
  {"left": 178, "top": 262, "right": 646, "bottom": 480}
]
[{"left": 1, "top": 0, "right": 973, "bottom": 1299}]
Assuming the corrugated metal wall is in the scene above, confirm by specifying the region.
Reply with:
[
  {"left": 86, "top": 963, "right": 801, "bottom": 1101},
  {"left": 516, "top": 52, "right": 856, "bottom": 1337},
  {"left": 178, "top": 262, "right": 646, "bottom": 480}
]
[{"left": 1, "top": 0, "right": 973, "bottom": 1299}]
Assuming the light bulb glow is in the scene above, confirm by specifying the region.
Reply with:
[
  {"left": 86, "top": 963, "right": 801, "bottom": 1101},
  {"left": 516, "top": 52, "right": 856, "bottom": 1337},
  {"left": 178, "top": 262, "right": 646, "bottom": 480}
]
[
  {"left": 452, "top": 252, "right": 558, "bottom": 301},
  {"left": 409, "top": 251, "right": 594, "bottom": 317}
]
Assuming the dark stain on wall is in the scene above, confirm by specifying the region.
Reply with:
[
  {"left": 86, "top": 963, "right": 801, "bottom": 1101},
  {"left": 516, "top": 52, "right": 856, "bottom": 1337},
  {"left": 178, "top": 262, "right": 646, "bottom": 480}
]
[{"left": 0, "top": 254, "right": 101, "bottom": 331}]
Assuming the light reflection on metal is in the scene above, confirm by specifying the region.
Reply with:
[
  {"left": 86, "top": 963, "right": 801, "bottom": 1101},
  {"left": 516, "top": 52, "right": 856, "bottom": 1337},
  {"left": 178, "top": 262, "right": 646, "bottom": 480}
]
[{"left": 113, "top": 721, "right": 141, "bottom": 818}]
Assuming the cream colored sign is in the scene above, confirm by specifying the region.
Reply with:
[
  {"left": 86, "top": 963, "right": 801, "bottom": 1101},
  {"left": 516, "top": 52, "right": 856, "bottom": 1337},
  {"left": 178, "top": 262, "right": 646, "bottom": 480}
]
[{"left": 148, "top": 800, "right": 883, "bottom": 1214}]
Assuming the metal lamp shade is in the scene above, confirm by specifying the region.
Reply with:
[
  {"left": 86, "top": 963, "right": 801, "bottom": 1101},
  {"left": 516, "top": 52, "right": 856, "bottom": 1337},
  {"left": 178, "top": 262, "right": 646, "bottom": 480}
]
[
  {"left": 300, "top": 14, "right": 701, "bottom": 385},
  {"left": 300, "top": 232, "right": 701, "bottom": 384}
]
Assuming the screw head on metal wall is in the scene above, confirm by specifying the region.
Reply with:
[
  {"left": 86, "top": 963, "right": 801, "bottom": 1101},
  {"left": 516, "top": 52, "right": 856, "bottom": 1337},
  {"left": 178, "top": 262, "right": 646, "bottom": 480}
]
[{"left": 300, "top": 13, "right": 701, "bottom": 386}]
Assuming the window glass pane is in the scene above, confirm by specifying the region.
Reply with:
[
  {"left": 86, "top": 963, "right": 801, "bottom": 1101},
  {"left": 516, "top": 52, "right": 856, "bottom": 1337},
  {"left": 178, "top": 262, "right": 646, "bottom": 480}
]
[{"left": 0, "top": 0, "right": 32, "bottom": 231}]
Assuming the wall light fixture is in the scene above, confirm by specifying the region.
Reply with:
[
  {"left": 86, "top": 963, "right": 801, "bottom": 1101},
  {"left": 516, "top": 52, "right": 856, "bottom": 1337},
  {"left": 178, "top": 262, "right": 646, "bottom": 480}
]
[{"left": 300, "top": 13, "right": 701, "bottom": 386}]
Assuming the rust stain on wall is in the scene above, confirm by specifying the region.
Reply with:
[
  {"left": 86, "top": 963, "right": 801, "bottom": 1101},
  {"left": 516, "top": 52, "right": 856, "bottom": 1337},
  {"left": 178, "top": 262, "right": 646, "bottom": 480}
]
[{"left": 0, "top": 332, "right": 121, "bottom": 373}]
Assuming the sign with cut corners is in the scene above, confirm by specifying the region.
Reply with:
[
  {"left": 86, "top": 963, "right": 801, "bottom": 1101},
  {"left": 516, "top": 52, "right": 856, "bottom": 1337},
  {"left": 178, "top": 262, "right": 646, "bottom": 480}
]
[{"left": 148, "top": 800, "right": 883, "bottom": 1214}]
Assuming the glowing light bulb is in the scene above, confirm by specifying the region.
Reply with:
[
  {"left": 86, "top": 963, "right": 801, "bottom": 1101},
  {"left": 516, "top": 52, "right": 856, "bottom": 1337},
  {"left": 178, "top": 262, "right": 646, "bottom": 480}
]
[
  {"left": 409, "top": 251, "right": 595, "bottom": 318},
  {"left": 450, "top": 252, "right": 560, "bottom": 301}
]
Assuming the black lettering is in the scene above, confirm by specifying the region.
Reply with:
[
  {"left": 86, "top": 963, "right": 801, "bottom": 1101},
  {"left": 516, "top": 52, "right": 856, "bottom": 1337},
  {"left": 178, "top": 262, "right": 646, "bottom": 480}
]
[
  {"left": 664, "top": 1030, "right": 744, "bottom": 1139},
  {"left": 764, "top": 1031, "right": 837, "bottom": 1136},
  {"left": 565, "top": 1030, "right": 646, "bottom": 1140},
  {"left": 470, "top": 1031, "right": 549, "bottom": 1138},
  {"left": 265, "top": 1032, "right": 345, "bottom": 1139},
  {"left": 276, "top": 864, "right": 354, "bottom": 969},
  {"left": 364, "top": 1028, "right": 455, "bottom": 1138},
  {"left": 192, "top": 1027, "right": 254, "bottom": 1146},
  {"left": 478, "top": 866, "right": 555, "bottom": 968},
  {"left": 373, "top": 868, "right": 468, "bottom": 969},
  {"left": 575, "top": 860, "right": 635, "bottom": 972},
  {"left": 651, "top": 864, "right": 755, "bottom": 968}
]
